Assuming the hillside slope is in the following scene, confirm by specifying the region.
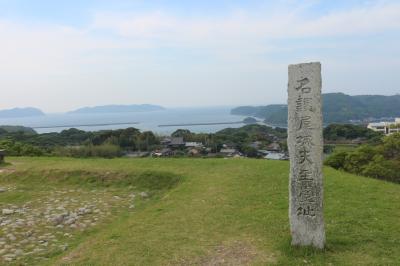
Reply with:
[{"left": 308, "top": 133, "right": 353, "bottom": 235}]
[
  {"left": 1, "top": 157, "right": 399, "bottom": 265},
  {"left": 231, "top": 93, "right": 400, "bottom": 124}
]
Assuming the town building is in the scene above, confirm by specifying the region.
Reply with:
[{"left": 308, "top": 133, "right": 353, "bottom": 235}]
[
  {"left": 168, "top": 137, "right": 185, "bottom": 148},
  {"left": 185, "top": 142, "right": 203, "bottom": 148},
  {"left": 367, "top": 118, "right": 400, "bottom": 135}
]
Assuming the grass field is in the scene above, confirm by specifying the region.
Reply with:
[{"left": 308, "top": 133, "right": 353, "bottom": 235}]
[
  {"left": 0, "top": 157, "right": 399, "bottom": 265},
  {"left": 331, "top": 144, "right": 359, "bottom": 153}
]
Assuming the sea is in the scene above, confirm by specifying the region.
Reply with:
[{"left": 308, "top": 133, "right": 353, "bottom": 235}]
[{"left": 0, "top": 107, "right": 249, "bottom": 135}]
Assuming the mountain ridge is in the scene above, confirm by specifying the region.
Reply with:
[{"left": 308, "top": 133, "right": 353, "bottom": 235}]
[{"left": 231, "top": 93, "right": 400, "bottom": 124}]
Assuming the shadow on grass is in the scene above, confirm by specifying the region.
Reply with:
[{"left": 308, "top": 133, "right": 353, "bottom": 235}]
[
  {"left": 0, "top": 161, "right": 12, "bottom": 167},
  {"left": 277, "top": 232, "right": 368, "bottom": 265},
  {"left": 277, "top": 235, "right": 340, "bottom": 265},
  {"left": 3, "top": 168, "right": 185, "bottom": 193}
]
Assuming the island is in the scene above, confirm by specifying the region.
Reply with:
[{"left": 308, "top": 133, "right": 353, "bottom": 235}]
[
  {"left": 243, "top": 117, "right": 258, "bottom": 124},
  {"left": 0, "top": 107, "right": 45, "bottom": 118},
  {"left": 68, "top": 104, "right": 165, "bottom": 114}
]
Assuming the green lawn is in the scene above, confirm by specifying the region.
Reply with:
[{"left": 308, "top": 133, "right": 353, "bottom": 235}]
[
  {"left": 0, "top": 157, "right": 399, "bottom": 265},
  {"left": 331, "top": 144, "right": 358, "bottom": 153}
]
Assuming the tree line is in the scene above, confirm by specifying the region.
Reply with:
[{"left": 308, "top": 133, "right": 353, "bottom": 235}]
[
  {"left": 0, "top": 125, "right": 287, "bottom": 158},
  {"left": 325, "top": 133, "right": 400, "bottom": 183}
]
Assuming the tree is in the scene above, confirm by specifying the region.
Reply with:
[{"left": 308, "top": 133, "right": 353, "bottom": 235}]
[
  {"left": 324, "top": 151, "right": 347, "bottom": 169},
  {"left": 362, "top": 155, "right": 400, "bottom": 183},
  {"left": 343, "top": 145, "right": 377, "bottom": 173},
  {"left": 241, "top": 146, "right": 259, "bottom": 158},
  {"left": 171, "top": 129, "right": 193, "bottom": 139},
  {"left": 382, "top": 133, "right": 400, "bottom": 160}
]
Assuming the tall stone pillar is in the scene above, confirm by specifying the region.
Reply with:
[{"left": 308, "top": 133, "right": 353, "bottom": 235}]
[{"left": 288, "top": 62, "right": 325, "bottom": 249}]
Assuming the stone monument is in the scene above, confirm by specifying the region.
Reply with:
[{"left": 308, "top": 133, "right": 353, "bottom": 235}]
[{"left": 287, "top": 62, "right": 325, "bottom": 249}]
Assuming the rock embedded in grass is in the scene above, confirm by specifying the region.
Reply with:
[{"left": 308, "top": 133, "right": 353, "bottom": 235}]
[
  {"left": 139, "top": 192, "right": 149, "bottom": 198},
  {"left": 0, "top": 186, "right": 134, "bottom": 263},
  {"left": 2, "top": 209, "right": 14, "bottom": 215},
  {"left": 7, "top": 234, "right": 16, "bottom": 241}
]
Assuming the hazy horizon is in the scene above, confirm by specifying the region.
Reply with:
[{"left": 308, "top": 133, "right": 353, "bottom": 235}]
[
  {"left": 2, "top": 91, "right": 400, "bottom": 114},
  {"left": 1, "top": 0, "right": 399, "bottom": 112}
]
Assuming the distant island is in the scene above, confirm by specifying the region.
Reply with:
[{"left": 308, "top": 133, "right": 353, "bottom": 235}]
[
  {"left": 68, "top": 104, "right": 165, "bottom": 114},
  {"left": 0, "top": 107, "right": 45, "bottom": 118},
  {"left": 243, "top": 117, "right": 258, "bottom": 124},
  {"left": 0, "top": 125, "right": 36, "bottom": 134},
  {"left": 231, "top": 93, "right": 400, "bottom": 124}
]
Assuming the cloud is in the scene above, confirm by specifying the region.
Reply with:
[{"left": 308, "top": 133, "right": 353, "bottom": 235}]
[
  {"left": 0, "top": 1, "right": 399, "bottom": 111},
  {"left": 90, "top": 2, "right": 400, "bottom": 43},
  {"left": 1, "top": 1, "right": 399, "bottom": 71}
]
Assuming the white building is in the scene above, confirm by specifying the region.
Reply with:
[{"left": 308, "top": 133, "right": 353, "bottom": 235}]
[
  {"left": 367, "top": 118, "right": 400, "bottom": 135},
  {"left": 185, "top": 142, "right": 203, "bottom": 148}
]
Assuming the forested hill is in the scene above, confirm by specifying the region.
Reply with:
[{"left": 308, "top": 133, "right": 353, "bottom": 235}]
[{"left": 231, "top": 93, "right": 400, "bottom": 124}]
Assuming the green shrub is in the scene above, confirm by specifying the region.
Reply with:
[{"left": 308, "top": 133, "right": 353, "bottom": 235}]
[
  {"left": 362, "top": 155, "right": 400, "bottom": 183},
  {"left": 325, "top": 139, "right": 400, "bottom": 183},
  {"left": 343, "top": 145, "right": 377, "bottom": 173},
  {"left": 382, "top": 133, "right": 400, "bottom": 160},
  {"left": 0, "top": 139, "right": 45, "bottom": 156},
  {"left": 324, "top": 151, "right": 348, "bottom": 169}
]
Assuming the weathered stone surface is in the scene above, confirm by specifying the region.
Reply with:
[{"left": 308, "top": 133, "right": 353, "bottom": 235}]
[
  {"left": 287, "top": 62, "right": 325, "bottom": 249},
  {"left": 2, "top": 209, "right": 14, "bottom": 215},
  {"left": 139, "top": 192, "right": 149, "bottom": 198}
]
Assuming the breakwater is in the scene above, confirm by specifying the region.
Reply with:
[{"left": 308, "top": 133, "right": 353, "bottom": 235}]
[
  {"left": 158, "top": 121, "right": 243, "bottom": 127},
  {"left": 32, "top": 122, "right": 139, "bottom": 129}
]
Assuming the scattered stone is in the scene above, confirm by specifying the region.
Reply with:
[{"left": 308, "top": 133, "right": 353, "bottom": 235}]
[
  {"left": 33, "top": 248, "right": 44, "bottom": 253},
  {"left": 0, "top": 187, "right": 136, "bottom": 262},
  {"left": 0, "top": 187, "right": 7, "bottom": 193},
  {"left": 4, "top": 253, "right": 16, "bottom": 259},
  {"left": 64, "top": 217, "right": 76, "bottom": 225},
  {"left": 7, "top": 234, "right": 16, "bottom": 241},
  {"left": 24, "top": 231, "right": 33, "bottom": 237},
  {"left": 15, "top": 249, "right": 23, "bottom": 256},
  {"left": 139, "top": 192, "right": 149, "bottom": 198},
  {"left": 2, "top": 209, "right": 14, "bottom": 215},
  {"left": 51, "top": 213, "right": 68, "bottom": 225}
]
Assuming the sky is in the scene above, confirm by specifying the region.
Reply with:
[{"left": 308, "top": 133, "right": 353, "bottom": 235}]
[{"left": 0, "top": 0, "right": 399, "bottom": 112}]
